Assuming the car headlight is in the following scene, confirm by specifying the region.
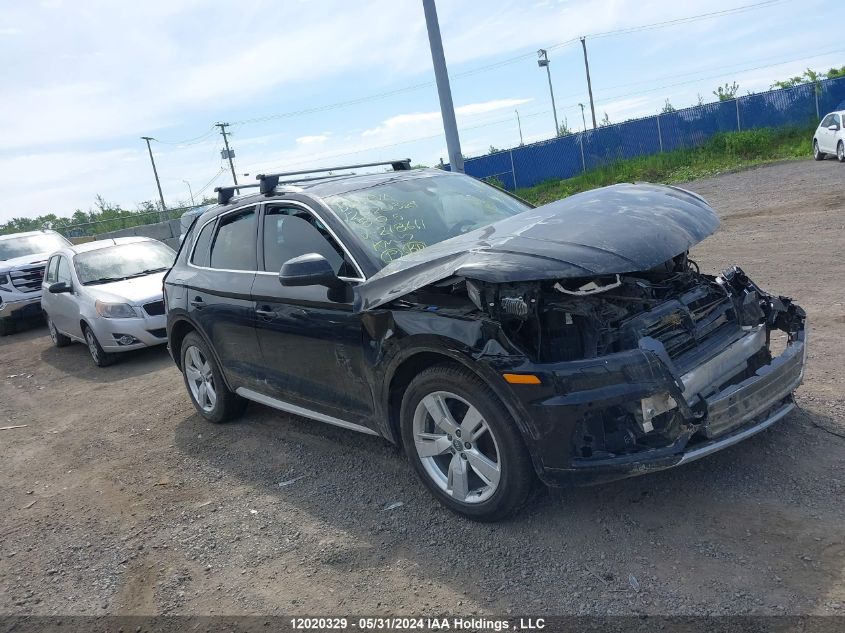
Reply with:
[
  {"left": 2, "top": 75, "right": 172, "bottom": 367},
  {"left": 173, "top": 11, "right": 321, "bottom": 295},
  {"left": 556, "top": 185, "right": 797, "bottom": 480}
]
[
  {"left": 0, "top": 273, "right": 10, "bottom": 290},
  {"left": 95, "top": 300, "right": 137, "bottom": 318}
]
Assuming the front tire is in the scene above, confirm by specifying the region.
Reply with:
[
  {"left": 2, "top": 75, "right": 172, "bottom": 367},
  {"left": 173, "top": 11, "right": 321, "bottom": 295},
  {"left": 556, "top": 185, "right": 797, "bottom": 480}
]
[
  {"left": 0, "top": 318, "right": 13, "bottom": 337},
  {"left": 837, "top": 141, "right": 844, "bottom": 163},
  {"left": 813, "top": 139, "right": 825, "bottom": 160},
  {"left": 83, "top": 324, "right": 115, "bottom": 367},
  {"left": 399, "top": 364, "right": 536, "bottom": 521},
  {"left": 180, "top": 331, "right": 246, "bottom": 423},
  {"left": 46, "top": 314, "right": 71, "bottom": 347}
]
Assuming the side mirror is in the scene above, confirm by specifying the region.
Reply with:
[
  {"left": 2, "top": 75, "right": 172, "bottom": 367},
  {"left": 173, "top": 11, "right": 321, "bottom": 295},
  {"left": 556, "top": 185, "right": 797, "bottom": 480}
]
[
  {"left": 828, "top": 124, "right": 839, "bottom": 131},
  {"left": 48, "top": 281, "right": 71, "bottom": 294},
  {"left": 279, "top": 253, "right": 343, "bottom": 288}
]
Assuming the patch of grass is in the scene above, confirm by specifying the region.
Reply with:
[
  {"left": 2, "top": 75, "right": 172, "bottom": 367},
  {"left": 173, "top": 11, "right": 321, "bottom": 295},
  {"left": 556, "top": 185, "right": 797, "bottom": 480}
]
[{"left": 515, "top": 126, "right": 813, "bottom": 206}]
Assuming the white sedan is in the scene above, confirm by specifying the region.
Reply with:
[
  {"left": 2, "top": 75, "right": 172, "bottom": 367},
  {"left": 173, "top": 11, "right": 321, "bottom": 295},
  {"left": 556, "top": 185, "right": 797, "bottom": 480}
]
[
  {"left": 41, "top": 237, "right": 175, "bottom": 367},
  {"left": 813, "top": 110, "right": 845, "bottom": 161}
]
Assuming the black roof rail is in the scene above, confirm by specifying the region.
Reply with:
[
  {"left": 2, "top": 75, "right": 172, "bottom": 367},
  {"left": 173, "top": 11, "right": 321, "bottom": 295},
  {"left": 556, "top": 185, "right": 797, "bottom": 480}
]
[
  {"left": 256, "top": 159, "right": 412, "bottom": 194},
  {"left": 214, "top": 183, "right": 260, "bottom": 205}
]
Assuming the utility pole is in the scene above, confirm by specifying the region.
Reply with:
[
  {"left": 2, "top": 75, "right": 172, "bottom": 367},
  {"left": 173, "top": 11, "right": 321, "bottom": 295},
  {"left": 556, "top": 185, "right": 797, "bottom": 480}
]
[
  {"left": 183, "top": 180, "right": 195, "bottom": 206},
  {"left": 580, "top": 37, "right": 597, "bottom": 129},
  {"left": 422, "top": 0, "right": 464, "bottom": 173},
  {"left": 515, "top": 109, "right": 524, "bottom": 145},
  {"left": 537, "top": 49, "right": 559, "bottom": 136},
  {"left": 216, "top": 122, "right": 238, "bottom": 185},
  {"left": 140, "top": 137, "right": 167, "bottom": 220},
  {"left": 578, "top": 103, "right": 587, "bottom": 132}
]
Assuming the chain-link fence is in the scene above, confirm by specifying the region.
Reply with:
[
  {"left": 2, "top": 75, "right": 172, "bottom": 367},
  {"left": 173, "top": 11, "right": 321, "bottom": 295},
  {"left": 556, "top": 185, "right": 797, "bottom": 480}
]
[
  {"left": 60, "top": 204, "right": 207, "bottom": 238},
  {"left": 463, "top": 77, "right": 845, "bottom": 190}
]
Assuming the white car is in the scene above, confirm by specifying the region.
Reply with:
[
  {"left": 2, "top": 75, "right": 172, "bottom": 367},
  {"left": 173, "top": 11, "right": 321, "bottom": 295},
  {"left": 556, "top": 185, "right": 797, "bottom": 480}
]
[
  {"left": 41, "top": 236, "right": 175, "bottom": 366},
  {"left": 813, "top": 110, "right": 845, "bottom": 161},
  {"left": 0, "top": 230, "right": 71, "bottom": 336}
]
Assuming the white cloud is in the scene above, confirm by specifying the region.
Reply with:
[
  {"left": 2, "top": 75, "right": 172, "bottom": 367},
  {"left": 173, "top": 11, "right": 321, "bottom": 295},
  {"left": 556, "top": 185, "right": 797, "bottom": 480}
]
[
  {"left": 296, "top": 134, "right": 331, "bottom": 145},
  {"left": 0, "top": 0, "right": 826, "bottom": 220}
]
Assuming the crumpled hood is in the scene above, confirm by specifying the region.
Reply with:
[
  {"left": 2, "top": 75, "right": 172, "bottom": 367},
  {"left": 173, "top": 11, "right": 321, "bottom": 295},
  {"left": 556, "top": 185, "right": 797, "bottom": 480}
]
[
  {"left": 0, "top": 252, "right": 50, "bottom": 272},
  {"left": 353, "top": 183, "right": 719, "bottom": 312},
  {"left": 85, "top": 272, "right": 166, "bottom": 305}
]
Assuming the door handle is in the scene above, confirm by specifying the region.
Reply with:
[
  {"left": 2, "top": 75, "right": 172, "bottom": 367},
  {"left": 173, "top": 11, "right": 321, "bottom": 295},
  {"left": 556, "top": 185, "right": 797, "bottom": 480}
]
[
  {"left": 255, "top": 307, "right": 277, "bottom": 319},
  {"left": 190, "top": 297, "right": 206, "bottom": 308}
]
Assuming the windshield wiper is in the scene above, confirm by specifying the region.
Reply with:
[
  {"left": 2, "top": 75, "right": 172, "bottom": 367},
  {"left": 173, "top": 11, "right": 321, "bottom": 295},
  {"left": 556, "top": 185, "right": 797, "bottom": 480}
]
[
  {"left": 82, "top": 276, "right": 129, "bottom": 286},
  {"left": 125, "top": 267, "right": 170, "bottom": 278}
]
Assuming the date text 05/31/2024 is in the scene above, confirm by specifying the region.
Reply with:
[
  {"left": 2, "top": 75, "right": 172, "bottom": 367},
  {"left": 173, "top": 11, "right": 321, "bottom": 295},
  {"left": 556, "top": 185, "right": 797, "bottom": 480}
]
[{"left": 289, "top": 617, "right": 546, "bottom": 631}]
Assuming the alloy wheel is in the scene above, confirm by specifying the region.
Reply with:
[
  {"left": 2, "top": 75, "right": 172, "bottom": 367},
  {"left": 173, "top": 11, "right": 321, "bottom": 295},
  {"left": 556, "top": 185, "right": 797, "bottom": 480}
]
[
  {"left": 48, "top": 319, "right": 58, "bottom": 344},
  {"left": 412, "top": 390, "right": 501, "bottom": 504},
  {"left": 814, "top": 141, "right": 820, "bottom": 158},
  {"left": 838, "top": 143, "right": 843, "bottom": 161},
  {"left": 85, "top": 329, "right": 99, "bottom": 363},
  {"left": 184, "top": 345, "right": 217, "bottom": 413}
]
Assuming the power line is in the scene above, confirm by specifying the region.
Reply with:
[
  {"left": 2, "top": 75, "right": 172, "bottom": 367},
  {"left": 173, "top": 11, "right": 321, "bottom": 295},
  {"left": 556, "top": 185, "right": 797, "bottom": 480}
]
[
  {"left": 569, "top": 46, "right": 845, "bottom": 109},
  {"left": 225, "top": 0, "right": 785, "bottom": 127},
  {"left": 193, "top": 168, "right": 226, "bottom": 198},
  {"left": 152, "top": 126, "right": 217, "bottom": 146},
  {"left": 587, "top": 0, "right": 785, "bottom": 39}
]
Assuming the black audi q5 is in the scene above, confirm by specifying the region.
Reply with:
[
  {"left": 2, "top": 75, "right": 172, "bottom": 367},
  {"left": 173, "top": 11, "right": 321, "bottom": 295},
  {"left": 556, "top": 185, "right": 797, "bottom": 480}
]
[{"left": 164, "top": 161, "right": 806, "bottom": 521}]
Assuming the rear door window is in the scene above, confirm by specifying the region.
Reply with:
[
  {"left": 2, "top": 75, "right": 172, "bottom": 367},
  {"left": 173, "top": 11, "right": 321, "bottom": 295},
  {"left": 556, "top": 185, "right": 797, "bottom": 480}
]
[{"left": 209, "top": 207, "right": 257, "bottom": 271}]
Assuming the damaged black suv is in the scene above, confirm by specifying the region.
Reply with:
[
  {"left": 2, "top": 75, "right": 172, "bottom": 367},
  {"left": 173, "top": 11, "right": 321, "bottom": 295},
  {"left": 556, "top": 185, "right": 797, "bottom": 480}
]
[{"left": 164, "top": 160, "right": 807, "bottom": 521}]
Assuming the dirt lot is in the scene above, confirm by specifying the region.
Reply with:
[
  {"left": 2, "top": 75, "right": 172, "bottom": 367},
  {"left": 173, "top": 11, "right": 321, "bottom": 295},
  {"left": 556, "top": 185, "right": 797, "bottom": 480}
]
[{"left": 1, "top": 159, "right": 843, "bottom": 617}]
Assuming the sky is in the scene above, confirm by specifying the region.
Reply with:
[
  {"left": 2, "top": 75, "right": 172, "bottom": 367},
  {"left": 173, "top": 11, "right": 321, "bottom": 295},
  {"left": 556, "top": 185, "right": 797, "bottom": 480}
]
[{"left": 0, "top": 0, "right": 839, "bottom": 222}]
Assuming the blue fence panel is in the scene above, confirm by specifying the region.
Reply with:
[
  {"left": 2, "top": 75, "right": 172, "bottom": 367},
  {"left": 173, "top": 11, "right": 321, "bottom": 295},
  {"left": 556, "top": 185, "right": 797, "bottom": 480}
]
[
  {"left": 512, "top": 135, "right": 583, "bottom": 188},
  {"left": 740, "top": 84, "right": 816, "bottom": 130},
  {"left": 462, "top": 150, "right": 516, "bottom": 189},
  {"left": 462, "top": 76, "right": 845, "bottom": 190},
  {"left": 660, "top": 100, "right": 739, "bottom": 153},
  {"left": 818, "top": 77, "right": 845, "bottom": 115}
]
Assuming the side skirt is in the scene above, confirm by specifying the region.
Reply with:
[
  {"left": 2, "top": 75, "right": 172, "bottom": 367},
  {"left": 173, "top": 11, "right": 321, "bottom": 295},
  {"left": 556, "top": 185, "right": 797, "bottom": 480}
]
[{"left": 235, "top": 387, "right": 379, "bottom": 436}]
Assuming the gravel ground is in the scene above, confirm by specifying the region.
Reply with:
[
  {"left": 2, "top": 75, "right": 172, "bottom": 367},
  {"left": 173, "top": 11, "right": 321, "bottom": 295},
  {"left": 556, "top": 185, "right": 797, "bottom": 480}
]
[{"left": 0, "top": 158, "right": 843, "bottom": 616}]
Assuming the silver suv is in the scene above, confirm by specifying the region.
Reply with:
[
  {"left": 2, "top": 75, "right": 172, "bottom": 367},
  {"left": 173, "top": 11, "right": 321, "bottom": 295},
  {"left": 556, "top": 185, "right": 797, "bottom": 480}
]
[{"left": 0, "top": 230, "right": 71, "bottom": 336}]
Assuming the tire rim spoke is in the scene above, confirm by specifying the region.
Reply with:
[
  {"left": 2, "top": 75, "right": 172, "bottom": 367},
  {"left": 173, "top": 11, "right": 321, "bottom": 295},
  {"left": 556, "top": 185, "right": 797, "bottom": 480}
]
[
  {"left": 204, "top": 380, "right": 216, "bottom": 407},
  {"left": 421, "top": 393, "right": 459, "bottom": 436},
  {"left": 465, "top": 448, "right": 500, "bottom": 488},
  {"left": 415, "top": 432, "right": 451, "bottom": 458},
  {"left": 447, "top": 453, "right": 470, "bottom": 501},
  {"left": 460, "top": 406, "right": 486, "bottom": 441}
]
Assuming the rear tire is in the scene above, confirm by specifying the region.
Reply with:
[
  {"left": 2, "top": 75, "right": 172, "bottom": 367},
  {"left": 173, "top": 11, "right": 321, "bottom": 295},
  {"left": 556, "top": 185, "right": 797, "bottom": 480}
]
[
  {"left": 399, "top": 364, "right": 536, "bottom": 521},
  {"left": 180, "top": 331, "right": 246, "bottom": 423},
  {"left": 813, "top": 139, "right": 825, "bottom": 160},
  {"left": 46, "top": 314, "right": 71, "bottom": 348},
  {"left": 83, "top": 324, "right": 116, "bottom": 367}
]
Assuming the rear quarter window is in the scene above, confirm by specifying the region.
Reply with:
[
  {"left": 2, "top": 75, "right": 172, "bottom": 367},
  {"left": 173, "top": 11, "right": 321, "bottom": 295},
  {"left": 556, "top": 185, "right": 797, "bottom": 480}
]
[{"left": 191, "top": 220, "right": 215, "bottom": 268}]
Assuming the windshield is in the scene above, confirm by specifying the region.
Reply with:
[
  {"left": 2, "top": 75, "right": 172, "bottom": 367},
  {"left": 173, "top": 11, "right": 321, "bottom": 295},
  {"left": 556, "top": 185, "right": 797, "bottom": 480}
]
[
  {"left": 0, "top": 233, "right": 68, "bottom": 261},
  {"left": 324, "top": 174, "right": 530, "bottom": 266},
  {"left": 74, "top": 241, "right": 176, "bottom": 285}
]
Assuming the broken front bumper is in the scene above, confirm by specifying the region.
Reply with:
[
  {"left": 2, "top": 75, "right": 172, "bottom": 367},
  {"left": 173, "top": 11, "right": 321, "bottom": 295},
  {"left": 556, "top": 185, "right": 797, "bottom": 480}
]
[{"left": 511, "top": 312, "right": 806, "bottom": 487}]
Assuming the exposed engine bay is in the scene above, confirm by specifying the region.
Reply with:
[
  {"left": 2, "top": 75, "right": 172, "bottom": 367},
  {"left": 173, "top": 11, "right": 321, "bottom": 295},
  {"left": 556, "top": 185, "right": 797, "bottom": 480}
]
[{"left": 394, "top": 252, "right": 805, "bottom": 467}]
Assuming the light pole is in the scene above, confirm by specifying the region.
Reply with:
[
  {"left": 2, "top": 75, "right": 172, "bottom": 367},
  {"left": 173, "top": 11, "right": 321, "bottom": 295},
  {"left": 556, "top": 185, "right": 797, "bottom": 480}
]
[
  {"left": 580, "top": 37, "right": 597, "bottom": 129},
  {"left": 182, "top": 180, "right": 195, "bottom": 206},
  {"left": 515, "top": 109, "right": 524, "bottom": 145},
  {"left": 578, "top": 103, "right": 587, "bottom": 132},
  {"left": 537, "top": 49, "right": 559, "bottom": 137},
  {"left": 422, "top": 0, "right": 464, "bottom": 173}
]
